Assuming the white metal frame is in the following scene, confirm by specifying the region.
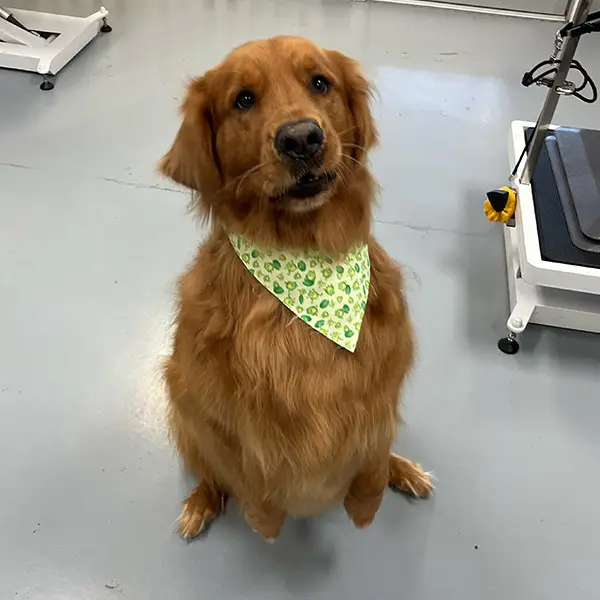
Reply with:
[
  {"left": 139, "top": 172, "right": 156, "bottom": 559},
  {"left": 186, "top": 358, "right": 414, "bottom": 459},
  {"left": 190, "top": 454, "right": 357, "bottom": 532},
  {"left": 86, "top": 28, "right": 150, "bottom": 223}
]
[
  {"left": 0, "top": 7, "right": 108, "bottom": 77},
  {"left": 504, "top": 121, "right": 600, "bottom": 337}
]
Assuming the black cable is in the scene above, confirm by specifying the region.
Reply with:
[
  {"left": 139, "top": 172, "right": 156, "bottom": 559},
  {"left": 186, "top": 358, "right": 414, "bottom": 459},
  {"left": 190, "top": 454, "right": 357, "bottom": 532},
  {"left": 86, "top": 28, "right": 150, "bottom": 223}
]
[
  {"left": 570, "top": 19, "right": 600, "bottom": 37},
  {"left": 508, "top": 13, "right": 599, "bottom": 180},
  {"left": 559, "top": 10, "right": 600, "bottom": 38},
  {"left": 510, "top": 137, "right": 531, "bottom": 180},
  {"left": 577, "top": 66, "right": 598, "bottom": 103},
  {"left": 510, "top": 118, "right": 539, "bottom": 179},
  {"left": 522, "top": 58, "right": 597, "bottom": 104}
]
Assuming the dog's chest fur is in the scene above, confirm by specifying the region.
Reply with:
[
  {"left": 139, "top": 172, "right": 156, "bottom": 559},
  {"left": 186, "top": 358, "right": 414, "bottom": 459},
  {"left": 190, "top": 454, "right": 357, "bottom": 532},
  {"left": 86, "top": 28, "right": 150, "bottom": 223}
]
[{"left": 170, "top": 234, "right": 413, "bottom": 513}]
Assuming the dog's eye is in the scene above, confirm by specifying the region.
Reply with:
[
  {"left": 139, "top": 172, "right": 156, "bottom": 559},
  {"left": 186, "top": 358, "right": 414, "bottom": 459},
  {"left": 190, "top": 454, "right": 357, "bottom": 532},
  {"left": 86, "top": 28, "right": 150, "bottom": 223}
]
[
  {"left": 234, "top": 90, "right": 256, "bottom": 110},
  {"left": 310, "top": 75, "right": 330, "bottom": 95}
]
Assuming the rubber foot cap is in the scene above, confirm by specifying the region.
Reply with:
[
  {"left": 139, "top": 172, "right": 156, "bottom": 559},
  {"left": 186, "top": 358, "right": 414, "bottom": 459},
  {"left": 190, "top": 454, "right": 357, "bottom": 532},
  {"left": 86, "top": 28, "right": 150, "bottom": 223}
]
[
  {"left": 498, "top": 337, "right": 520, "bottom": 355},
  {"left": 40, "top": 80, "right": 54, "bottom": 91},
  {"left": 100, "top": 23, "right": 112, "bottom": 32}
]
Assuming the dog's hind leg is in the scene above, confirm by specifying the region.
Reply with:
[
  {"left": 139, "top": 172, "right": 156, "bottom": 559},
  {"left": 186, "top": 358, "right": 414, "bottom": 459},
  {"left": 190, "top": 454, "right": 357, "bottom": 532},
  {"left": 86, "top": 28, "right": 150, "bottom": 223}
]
[
  {"left": 388, "top": 452, "right": 433, "bottom": 498},
  {"left": 244, "top": 502, "right": 286, "bottom": 543}
]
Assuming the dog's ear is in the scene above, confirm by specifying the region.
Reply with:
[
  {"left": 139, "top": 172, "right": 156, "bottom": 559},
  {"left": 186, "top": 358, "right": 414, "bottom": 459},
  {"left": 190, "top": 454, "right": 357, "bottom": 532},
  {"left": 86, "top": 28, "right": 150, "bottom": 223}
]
[
  {"left": 328, "top": 50, "right": 378, "bottom": 162},
  {"left": 159, "top": 74, "right": 221, "bottom": 194}
]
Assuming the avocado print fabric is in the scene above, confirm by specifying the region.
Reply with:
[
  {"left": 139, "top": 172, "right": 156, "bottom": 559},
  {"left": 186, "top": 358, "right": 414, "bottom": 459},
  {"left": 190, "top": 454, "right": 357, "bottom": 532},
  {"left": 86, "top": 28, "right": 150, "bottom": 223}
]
[{"left": 229, "top": 234, "right": 370, "bottom": 352}]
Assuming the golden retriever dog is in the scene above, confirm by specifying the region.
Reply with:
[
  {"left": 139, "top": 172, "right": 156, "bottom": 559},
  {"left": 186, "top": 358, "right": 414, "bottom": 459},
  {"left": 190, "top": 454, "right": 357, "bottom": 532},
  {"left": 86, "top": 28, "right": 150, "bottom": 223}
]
[{"left": 160, "top": 36, "right": 431, "bottom": 542}]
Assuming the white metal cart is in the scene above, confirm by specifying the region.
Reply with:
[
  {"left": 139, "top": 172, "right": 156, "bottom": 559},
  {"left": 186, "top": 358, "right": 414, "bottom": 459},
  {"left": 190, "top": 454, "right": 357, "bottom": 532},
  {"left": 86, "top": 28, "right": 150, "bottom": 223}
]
[
  {"left": 485, "top": 0, "right": 600, "bottom": 353},
  {"left": 0, "top": 5, "right": 111, "bottom": 90}
]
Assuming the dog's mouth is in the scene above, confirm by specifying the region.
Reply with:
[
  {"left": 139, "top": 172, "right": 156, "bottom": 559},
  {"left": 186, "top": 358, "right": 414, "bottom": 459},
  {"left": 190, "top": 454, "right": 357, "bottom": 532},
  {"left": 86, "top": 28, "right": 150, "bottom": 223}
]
[{"left": 286, "top": 171, "right": 337, "bottom": 200}]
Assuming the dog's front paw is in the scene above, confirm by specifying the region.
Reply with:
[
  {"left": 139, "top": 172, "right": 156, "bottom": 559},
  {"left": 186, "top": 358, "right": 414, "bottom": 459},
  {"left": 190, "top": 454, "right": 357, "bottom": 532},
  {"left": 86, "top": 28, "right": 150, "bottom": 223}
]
[
  {"left": 178, "top": 484, "right": 227, "bottom": 540},
  {"left": 388, "top": 453, "right": 434, "bottom": 498}
]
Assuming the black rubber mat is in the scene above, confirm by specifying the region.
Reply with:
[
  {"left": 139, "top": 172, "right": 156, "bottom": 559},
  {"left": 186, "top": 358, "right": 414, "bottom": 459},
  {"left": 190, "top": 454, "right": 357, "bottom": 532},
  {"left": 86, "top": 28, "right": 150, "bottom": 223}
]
[
  {"left": 546, "top": 136, "right": 600, "bottom": 253},
  {"left": 528, "top": 127, "right": 600, "bottom": 269},
  {"left": 555, "top": 127, "right": 600, "bottom": 240}
]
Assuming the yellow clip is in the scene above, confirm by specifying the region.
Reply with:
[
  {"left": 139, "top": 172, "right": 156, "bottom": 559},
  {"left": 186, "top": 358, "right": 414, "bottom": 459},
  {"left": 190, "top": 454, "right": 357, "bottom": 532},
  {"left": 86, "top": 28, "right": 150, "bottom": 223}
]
[{"left": 484, "top": 187, "right": 516, "bottom": 223}]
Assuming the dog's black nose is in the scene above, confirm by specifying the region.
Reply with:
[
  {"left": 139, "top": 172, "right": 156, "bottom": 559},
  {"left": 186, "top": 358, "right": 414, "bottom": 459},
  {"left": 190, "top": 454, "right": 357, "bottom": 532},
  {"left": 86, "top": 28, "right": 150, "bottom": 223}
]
[{"left": 275, "top": 119, "right": 324, "bottom": 161}]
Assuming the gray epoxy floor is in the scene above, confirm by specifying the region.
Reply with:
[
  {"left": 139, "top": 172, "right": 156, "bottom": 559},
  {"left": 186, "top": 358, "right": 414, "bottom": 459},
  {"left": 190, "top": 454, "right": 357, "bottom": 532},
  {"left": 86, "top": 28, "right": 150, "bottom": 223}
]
[{"left": 2, "top": 1, "right": 600, "bottom": 599}]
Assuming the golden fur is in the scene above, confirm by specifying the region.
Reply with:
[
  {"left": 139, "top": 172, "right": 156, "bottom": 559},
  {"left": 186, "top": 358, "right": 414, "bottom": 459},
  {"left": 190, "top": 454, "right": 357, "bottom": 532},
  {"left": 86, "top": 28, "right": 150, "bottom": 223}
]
[{"left": 160, "top": 36, "right": 431, "bottom": 541}]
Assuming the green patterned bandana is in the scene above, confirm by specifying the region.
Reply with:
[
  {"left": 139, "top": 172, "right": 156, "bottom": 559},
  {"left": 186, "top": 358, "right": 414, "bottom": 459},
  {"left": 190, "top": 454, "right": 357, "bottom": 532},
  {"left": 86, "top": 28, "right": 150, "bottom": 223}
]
[{"left": 229, "top": 234, "right": 370, "bottom": 352}]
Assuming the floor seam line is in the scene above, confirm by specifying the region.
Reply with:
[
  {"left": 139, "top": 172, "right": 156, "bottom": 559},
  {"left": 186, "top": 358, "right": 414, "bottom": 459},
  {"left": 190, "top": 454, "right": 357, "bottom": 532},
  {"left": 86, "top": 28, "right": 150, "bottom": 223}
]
[
  {"left": 374, "top": 218, "right": 493, "bottom": 238},
  {"left": 0, "top": 161, "right": 186, "bottom": 195}
]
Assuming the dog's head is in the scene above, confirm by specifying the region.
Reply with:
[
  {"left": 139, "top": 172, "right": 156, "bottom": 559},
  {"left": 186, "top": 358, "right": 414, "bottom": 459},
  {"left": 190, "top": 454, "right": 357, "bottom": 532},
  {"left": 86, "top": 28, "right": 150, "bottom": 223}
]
[{"left": 160, "top": 36, "right": 377, "bottom": 252}]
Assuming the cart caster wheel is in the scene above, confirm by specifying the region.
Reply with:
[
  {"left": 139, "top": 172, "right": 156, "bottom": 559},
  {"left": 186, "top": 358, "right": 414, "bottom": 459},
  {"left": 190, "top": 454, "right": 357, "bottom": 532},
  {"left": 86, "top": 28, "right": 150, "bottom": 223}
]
[
  {"left": 100, "top": 19, "right": 112, "bottom": 33},
  {"left": 40, "top": 78, "right": 54, "bottom": 91},
  {"left": 498, "top": 334, "right": 520, "bottom": 355}
]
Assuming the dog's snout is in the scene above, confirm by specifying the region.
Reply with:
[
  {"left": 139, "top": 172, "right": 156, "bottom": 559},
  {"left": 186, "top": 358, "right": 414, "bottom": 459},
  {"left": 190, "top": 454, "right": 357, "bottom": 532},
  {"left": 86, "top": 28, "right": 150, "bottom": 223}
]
[{"left": 275, "top": 119, "right": 324, "bottom": 161}]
